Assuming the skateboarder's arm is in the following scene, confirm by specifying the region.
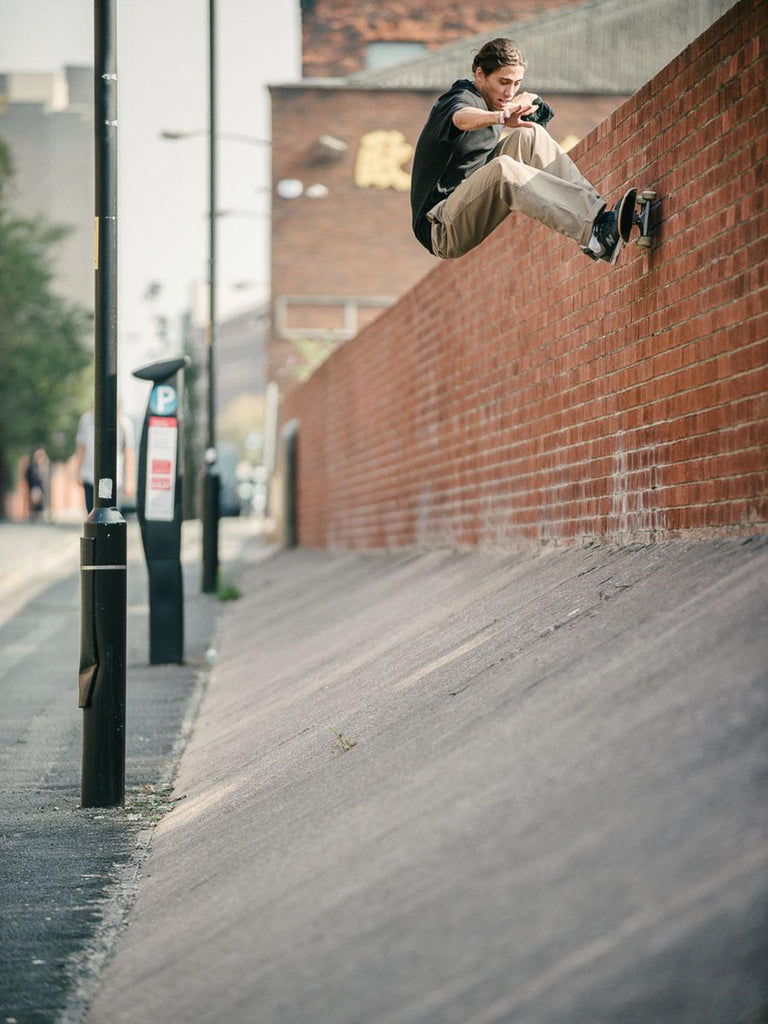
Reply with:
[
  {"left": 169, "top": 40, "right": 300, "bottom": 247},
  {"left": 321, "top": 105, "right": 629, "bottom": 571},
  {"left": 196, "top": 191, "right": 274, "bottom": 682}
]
[
  {"left": 452, "top": 106, "right": 507, "bottom": 131},
  {"left": 452, "top": 93, "right": 538, "bottom": 132}
]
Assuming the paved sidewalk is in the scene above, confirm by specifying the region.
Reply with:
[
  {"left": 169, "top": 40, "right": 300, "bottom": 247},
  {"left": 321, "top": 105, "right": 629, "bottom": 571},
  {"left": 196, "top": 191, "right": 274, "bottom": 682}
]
[
  {"left": 0, "top": 516, "right": 269, "bottom": 1024},
  {"left": 85, "top": 537, "right": 768, "bottom": 1024},
  {"left": 0, "top": 521, "right": 82, "bottom": 629}
]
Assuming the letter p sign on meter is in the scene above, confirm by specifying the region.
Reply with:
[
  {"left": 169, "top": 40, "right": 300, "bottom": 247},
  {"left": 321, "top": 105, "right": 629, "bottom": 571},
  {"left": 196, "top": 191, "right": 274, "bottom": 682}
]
[{"left": 150, "top": 384, "right": 179, "bottom": 417}]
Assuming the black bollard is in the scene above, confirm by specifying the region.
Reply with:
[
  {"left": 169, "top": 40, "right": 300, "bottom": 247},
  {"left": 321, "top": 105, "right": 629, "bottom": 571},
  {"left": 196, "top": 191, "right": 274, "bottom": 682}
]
[
  {"left": 201, "top": 454, "right": 220, "bottom": 593},
  {"left": 282, "top": 419, "right": 299, "bottom": 549},
  {"left": 79, "top": 508, "right": 126, "bottom": 807}
]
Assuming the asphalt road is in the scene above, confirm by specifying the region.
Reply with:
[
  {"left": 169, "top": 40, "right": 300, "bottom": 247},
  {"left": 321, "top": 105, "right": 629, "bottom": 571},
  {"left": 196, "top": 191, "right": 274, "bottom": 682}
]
[
  {"left": 0, "top": 517, "right": 265, "bottom": 1024},
  {"left": 84, "top": 537, "right": 768, "bottom": 1024}
]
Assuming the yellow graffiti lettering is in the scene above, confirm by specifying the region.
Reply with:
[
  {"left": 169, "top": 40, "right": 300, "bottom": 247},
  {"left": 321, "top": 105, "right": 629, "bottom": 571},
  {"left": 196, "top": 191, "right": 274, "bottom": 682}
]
[{"left": 355, "top": 130, "right": 413, "bottom": 191}]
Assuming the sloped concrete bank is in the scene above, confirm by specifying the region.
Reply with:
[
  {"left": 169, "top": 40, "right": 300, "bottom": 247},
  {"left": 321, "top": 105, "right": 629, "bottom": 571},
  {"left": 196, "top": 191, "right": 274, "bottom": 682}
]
[{"left": 87, "top": 538, "right": 768, "bottom": 1024}]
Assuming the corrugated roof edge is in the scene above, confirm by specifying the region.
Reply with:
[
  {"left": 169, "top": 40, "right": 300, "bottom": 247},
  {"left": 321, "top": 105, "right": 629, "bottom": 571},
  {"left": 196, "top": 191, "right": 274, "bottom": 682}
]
[{"left": 340, "top": 0, "right": 737, "bottom": 94}]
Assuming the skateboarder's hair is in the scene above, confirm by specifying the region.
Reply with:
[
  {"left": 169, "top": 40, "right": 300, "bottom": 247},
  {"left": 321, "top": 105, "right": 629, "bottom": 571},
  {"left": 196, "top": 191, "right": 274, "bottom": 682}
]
[{"left": 472, "top": 38, "right": 527, "bottom": 75}]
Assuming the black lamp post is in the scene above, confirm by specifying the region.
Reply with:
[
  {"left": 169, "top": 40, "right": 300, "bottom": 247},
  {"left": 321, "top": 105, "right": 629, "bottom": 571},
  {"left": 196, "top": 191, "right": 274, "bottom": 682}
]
[
  {"left": 201, "top": 0, "right": 219, "bottom": 594},
  {"left": 79, "top": 0, "right": 126, "bottom": 808},
  {"left": 159, "top": 8, "right": 269, "bottom": 593}
]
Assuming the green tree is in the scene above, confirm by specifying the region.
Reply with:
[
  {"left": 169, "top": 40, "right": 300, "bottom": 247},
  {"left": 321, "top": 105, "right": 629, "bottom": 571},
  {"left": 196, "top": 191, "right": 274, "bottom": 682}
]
[
  {"left": 284, "top": 332, "right": 337, "bottom": 384},
  {"left": 0, "top": 139, "right": 91, "bottom": 508}
]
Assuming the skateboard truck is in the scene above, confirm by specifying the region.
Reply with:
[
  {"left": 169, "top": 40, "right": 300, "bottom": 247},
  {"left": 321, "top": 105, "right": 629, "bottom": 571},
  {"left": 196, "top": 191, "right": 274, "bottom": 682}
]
[
  {"left": 618, "top": 187, "right": 658, "bottom": 250},
  {"left": 634, "top": 189, "right": 657, "bottom": 249}
]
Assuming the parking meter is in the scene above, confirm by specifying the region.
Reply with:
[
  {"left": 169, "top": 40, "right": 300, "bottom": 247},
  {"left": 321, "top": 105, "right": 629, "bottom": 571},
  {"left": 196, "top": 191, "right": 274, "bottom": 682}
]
[{"left": 133, "top": 356, "right": 189, "bottom": 664}]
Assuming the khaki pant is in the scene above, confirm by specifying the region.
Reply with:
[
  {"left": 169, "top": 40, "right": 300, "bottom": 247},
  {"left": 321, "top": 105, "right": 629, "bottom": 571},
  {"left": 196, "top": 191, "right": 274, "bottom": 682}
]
[{"left": 428, "top": 123, "right": 605, "bottom": 260}]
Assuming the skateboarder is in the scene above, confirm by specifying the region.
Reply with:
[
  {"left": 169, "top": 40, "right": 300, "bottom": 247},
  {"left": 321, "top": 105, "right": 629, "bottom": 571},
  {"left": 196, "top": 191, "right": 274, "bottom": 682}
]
[{"left": 410, "top": 37, "right": 626, "bottom": 264}]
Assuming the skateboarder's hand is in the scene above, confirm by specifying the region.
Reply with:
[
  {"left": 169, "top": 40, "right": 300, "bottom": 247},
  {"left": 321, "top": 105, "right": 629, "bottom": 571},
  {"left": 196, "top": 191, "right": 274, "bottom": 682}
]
[{"left": 500, "top": 92, "right": 538, "bottom": 128}]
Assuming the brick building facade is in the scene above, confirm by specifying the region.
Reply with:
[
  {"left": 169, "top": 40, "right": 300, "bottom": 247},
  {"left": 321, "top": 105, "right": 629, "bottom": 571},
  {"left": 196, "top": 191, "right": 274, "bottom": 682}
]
[{"left": 269, "top": 85, "right": 434, "bottom": 387}]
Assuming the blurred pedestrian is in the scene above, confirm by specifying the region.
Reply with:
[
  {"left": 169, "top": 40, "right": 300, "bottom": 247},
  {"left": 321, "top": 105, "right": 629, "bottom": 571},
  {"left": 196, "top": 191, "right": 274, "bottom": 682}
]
[
  {"left": 25, "top": 445, "right": 48, "bottom": 521},
  {"left": 73, "top": 406, "right": 136, "bottom": 513}
]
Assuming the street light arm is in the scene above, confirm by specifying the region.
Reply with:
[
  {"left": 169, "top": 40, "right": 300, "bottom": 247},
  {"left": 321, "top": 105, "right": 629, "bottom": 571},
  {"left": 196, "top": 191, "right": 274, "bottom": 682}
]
[
  {"left": 220, "top": 131, "right": 271, "bottom": 145},
  {"left": 160, "top": 128, "right": 271, "bottom": 145}
]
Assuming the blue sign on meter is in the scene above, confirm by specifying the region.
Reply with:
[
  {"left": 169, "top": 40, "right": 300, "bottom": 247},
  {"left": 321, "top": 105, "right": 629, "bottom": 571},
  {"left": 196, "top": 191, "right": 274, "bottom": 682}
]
[{"left": 149, "top": 384, "right": 178, "bottom": 416}]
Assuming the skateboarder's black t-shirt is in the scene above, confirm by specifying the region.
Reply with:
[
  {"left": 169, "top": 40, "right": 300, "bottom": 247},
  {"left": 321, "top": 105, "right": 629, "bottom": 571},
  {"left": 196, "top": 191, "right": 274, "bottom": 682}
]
[{"left": 410, "top": 79, "right": 502, "bottom": 254}]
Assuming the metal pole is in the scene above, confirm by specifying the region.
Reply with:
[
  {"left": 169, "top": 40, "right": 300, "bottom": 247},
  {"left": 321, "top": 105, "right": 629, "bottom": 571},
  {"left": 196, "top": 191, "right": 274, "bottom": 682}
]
[
  {"left": 282, "top": 419, "right": 299, "bottom": 548},
  {"left": 201, "top": 0, "right": 220, "bottom": 593},
  {"left": 80, "top": 0, "right": 126, "bottom": 808}
]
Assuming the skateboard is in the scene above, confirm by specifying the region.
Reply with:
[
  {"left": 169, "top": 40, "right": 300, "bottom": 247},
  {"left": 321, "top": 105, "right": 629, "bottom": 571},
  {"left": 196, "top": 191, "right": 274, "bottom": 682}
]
[
  {"left": 617, "top": 187, "right": 658, "bottom": 250},
  {"left": 585, "top": 187, "right": 659, "bottom": 264}
]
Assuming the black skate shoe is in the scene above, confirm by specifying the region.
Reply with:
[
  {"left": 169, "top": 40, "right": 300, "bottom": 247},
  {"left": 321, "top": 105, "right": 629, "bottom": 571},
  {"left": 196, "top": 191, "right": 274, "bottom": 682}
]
[{"left": 583, "top": 188, "right": 637, "bottom": 264}]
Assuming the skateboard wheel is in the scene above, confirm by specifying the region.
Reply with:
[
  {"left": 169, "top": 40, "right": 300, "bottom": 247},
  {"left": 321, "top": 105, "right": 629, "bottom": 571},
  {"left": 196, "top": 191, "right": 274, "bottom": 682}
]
[{"left": 639, "top": 189, "right": 656, "bottom": 201}]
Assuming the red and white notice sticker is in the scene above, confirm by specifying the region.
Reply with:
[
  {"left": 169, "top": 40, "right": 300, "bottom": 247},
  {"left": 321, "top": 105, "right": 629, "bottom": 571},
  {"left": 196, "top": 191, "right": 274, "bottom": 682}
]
[{"left": 145, "top": 416, "right": 178, "bottom": 522}]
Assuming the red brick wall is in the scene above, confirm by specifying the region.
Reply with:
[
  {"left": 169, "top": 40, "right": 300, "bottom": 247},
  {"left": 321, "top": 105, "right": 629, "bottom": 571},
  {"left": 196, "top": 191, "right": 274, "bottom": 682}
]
[
  {"left": 282, "top": 0, "right": 767, "bottom": 550},
  {"left": 301, "top": 0, "right": 586, "bottom": 77}
]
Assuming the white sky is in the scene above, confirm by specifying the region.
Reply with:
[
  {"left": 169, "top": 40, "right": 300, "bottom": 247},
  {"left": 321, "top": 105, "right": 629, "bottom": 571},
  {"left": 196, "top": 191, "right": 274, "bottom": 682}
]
[{"left": 0, "top": 0, "right": 301, "bottom": 412}]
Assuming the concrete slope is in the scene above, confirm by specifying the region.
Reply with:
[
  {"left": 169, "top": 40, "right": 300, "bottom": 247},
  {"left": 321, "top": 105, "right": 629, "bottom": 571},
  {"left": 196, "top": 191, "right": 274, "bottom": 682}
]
[{"left": 87, "top": 538, "right": 768, "bottom": 1024}]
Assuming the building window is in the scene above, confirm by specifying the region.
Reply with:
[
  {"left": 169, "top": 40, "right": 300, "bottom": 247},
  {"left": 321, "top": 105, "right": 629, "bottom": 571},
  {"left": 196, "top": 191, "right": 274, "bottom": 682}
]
[
  {"left": 365, "top": 42, "right": 427, "bottom": 71},
  {"left": 274, "top": 294, "right": 395, "bottom": 341}
]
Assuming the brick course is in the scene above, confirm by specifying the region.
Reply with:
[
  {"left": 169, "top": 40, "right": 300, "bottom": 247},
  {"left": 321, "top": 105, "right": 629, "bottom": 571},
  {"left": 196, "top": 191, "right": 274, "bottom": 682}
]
[{"left": 282, "top": 0, "right": 768, "bottom": 550}]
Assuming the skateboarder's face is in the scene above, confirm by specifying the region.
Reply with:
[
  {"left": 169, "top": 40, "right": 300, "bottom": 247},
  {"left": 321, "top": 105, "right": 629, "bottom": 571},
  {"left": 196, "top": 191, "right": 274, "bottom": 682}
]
[{"left": 474, "top": 64, "right": 525, "bottom": 111}]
